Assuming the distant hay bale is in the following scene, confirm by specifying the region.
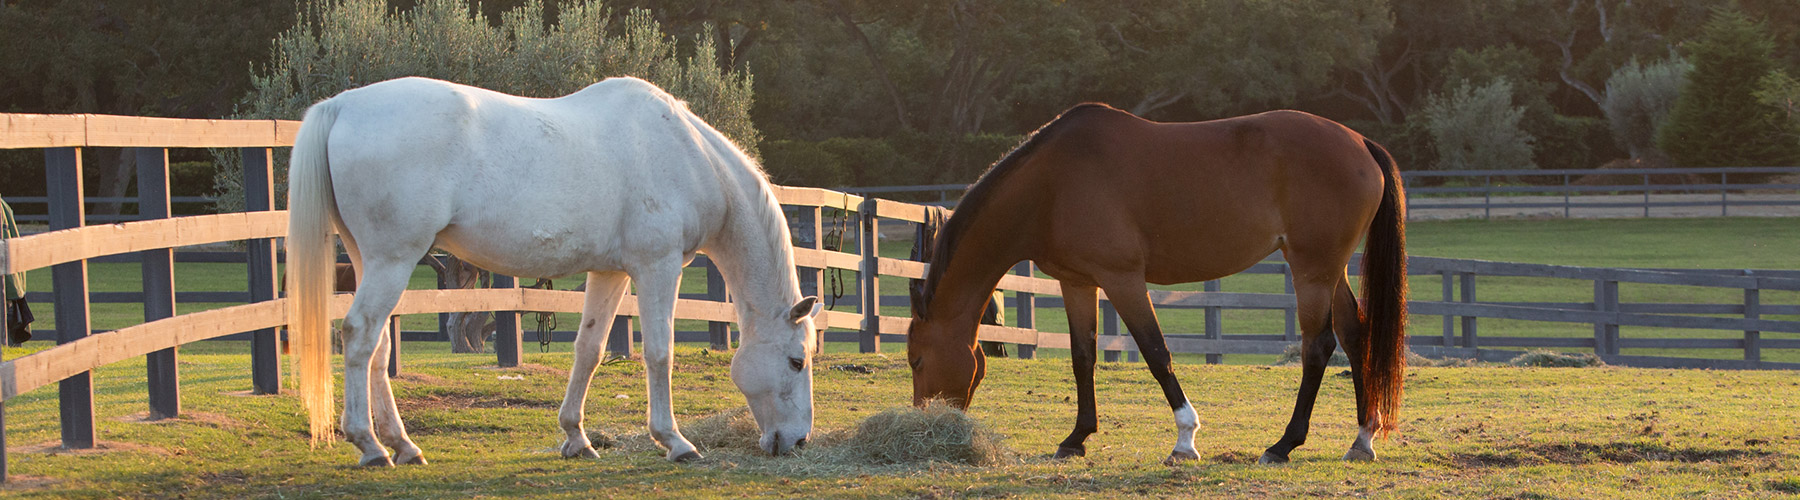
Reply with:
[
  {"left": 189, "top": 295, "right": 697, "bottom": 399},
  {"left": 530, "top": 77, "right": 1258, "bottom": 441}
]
[
  {"left": 603, "top": 400, "right": 1015, "bottom": 474},
  {"left": 1275, "top": 344, "right": 1477, "bottom": 368},
  {"left": 1508, "top": 349, "right": 1605, "bottom": 367}
]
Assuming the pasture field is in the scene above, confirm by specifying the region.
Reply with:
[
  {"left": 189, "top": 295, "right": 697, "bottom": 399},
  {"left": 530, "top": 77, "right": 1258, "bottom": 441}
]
[
  {"left": 1, "top": 341, "right": 1797, "bottom": 498},
  {"left": 11, "top": 217, "right": 1800, "bottom": 363}
]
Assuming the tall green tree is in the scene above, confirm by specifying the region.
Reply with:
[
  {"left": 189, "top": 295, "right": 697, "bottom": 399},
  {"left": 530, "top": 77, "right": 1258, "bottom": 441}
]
[
  {"left": 1656, "top": 8, "right": 1800, "bottom": 168},
  {"left": 1603, "top": 57, "right": 1691, "bottom": 162}
]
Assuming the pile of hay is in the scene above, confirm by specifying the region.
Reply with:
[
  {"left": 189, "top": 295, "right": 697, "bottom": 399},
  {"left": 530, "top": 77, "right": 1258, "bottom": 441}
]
[
  {"left": 601, "top": 401, "right": 1014, "bottom": 474},
  {"left": 1508, "top": 349, "right": 1605, "bottom": 367}
]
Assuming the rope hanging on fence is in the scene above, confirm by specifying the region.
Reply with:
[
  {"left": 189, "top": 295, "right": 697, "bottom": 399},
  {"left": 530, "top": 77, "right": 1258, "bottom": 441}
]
[
  {"left": 823, "top": 193, "right": 850, "bottom": 310},
  {"left": 529, "top": 278, "right": 557, "bottom": 352}
]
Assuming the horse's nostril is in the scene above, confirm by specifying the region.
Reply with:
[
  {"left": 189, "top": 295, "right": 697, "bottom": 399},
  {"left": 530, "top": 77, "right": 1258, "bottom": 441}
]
[{"left": 794, "top": 437, "right": 808, "bottom": 449}]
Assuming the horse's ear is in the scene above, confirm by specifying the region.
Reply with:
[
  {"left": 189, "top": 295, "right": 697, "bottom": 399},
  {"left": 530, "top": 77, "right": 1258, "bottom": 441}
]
[
  {"left": 787, "top": 296, "right": 822, "bottom": 324},
  {"left": 909, "top": 282, "right": 928, "bottom": 319}
]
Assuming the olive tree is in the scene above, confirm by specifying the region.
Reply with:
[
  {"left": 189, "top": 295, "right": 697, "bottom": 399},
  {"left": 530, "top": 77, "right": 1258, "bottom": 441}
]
[{"left": 1418, "top": 79, "right": 1537, "bottom": 171}]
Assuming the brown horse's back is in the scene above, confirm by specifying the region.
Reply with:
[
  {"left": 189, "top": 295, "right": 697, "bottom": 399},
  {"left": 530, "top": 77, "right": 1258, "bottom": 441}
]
[{"left": 1020, "top": 108, "right": 1384, "bottom": 285}]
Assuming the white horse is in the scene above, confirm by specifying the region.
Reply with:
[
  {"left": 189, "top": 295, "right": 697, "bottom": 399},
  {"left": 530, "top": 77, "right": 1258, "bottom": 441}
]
[{"left": 286, "top": 77, "right": 820, "bottom": 467}]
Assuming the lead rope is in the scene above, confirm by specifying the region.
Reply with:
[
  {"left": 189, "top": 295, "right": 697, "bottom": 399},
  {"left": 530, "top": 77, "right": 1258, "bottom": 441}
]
[
  {"left": 823, "top": 193, "right": 850, "bottom": 310},
  {"left": 530, "top": 278, "right": 557, "bottom": 352}
]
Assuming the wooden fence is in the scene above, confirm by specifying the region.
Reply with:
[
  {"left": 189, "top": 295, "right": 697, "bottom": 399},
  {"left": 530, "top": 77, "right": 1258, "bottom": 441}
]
[
  {"left": 843, "top": 167, "right": 1800, "bottom": 219},
  {"left": 2, "top": 113, "right": 1798, "bottom": 482}
]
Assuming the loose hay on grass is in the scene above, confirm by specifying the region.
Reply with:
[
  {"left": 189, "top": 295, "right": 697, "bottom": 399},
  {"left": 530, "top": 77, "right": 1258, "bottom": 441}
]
[
  {"left": 1509, "top": 349, "right": 1604, "bottom": 367},
  {"left": 604, "top": 400, "right": 1015, "bottom": 475}
]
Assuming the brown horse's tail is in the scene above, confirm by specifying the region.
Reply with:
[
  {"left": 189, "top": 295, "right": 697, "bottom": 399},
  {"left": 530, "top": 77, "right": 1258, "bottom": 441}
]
[{"left": 1360, "top": 138, "right": 1407, "bottom": 438}]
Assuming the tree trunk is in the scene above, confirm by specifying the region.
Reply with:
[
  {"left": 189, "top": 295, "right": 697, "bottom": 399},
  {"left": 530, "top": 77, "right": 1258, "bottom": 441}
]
[
  {"left": 431, "top": 254, "right": 494, "bottom": 353},
  {"left": 90, "top": 148, "right": 136, "bottom": 216}
]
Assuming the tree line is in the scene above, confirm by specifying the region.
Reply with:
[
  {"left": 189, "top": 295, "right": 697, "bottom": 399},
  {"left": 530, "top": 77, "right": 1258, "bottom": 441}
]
[{"left": 2, "top": 0, "right": 1798, "bottom": 207}]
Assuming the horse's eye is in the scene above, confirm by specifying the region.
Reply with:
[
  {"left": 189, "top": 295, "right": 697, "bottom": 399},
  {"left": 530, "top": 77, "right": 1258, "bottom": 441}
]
[
  {"left": 789, "top": 357, "right": 805, "bottom": 372},
  {"left": 908, "top": 357, "right": 922, "bottom": 369}
]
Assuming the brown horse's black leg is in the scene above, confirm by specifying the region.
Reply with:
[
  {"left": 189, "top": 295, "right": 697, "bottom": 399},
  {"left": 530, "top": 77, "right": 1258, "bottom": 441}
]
[
  {"left": 1104, "top": 282, "right": 1199, "bottom": 464},
  {"left": 1259, "top": 325, "right": 1337, "bottom": 464},
  {"left": 1055, "top": 283, "right": 1100, "bottom": 459}
]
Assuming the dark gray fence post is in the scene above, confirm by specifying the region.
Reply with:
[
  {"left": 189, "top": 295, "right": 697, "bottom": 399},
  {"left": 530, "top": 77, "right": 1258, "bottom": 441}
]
[
  {"left": 1204, "top": 280, "right": 1222, "bottom": 364},
  {"left": 795, "top": 207, "right": 824, "bottom": 352},
  {"left": 387, "top": 316, "right": 401, "bottom": 377},
  {"left": 606, "top": 316, "right": 633, "bottom": 357},
  {"left": 1101, "top": 301, "right": 1120, "bottom": 362},
  {"left": 1744, "top": 277, "right": 1761, "bottom": 364},
  {"left": 1440, "top": 271, "right": 1454, "bottom": 347},
  {"left": 707, "top": 258, "right": 731, "bottom": 350},
  {"left": 493, "top": 275, "right": 522, "bottom": 367},
  {"left": 1013, "top": 261, "right": 1035, "bottom": 360},
  {"left": 137, "top": 147, "right": 179, "bottom": 419},
  {"left": 1593, "top": 279, "right": 1619, "bottom": 356},
  {"left": 242, "top": 147, "right": 280, "bottom": 395},
  {"left": 46, "top": 147, "right": 95, "bottom": 449},
  {"left": 1282, "top": 265, "right": 1297, "bottom": 341},
  {"left": 1459, "top": 272, "right": 1478, "bottom": 348},
  {"left": 859, "top": 199, "right": 880, "bottom": 353}
]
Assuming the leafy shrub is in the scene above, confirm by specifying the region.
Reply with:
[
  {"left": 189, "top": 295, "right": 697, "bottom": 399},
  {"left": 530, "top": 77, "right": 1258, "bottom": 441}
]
[
  {"left": 760, "top": 140, "right": 848, "bottom": 188},
  {"left": 1418, "top": 78, "right": 1536, "bottom": 171},
  {"left": 1603, "top": 57, "right": 1692, "bottom": 161}
]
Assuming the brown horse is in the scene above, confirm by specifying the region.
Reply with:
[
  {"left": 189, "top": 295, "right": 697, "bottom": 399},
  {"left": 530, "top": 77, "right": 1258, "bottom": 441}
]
[{"left": 906, "top": 104, "right": 1407, "bottom": 465}]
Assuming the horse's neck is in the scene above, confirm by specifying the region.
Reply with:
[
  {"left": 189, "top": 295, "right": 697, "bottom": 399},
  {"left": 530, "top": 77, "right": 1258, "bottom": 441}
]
[
  {"left": 707, "top": 183, "right": 802, "bottom": 344},
  {"left": 926, "top": 214, "right": 1029, "bottom": 333}
]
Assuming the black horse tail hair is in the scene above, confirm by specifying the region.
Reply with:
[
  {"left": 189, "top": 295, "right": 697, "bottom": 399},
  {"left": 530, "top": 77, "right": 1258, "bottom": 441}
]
[{"left": 1360, "top": 137, "right": 1408, "bottom": 438}]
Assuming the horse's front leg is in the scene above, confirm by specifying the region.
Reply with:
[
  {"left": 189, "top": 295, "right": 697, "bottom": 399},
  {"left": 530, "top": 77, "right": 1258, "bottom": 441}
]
[
  {"left": 631, "top": 260, "right": 700, "bottom": 462},
  {"left": 1054, "top": 282, "right": 1101, "bottom": 459},
  {"left": 1101, "top": 279, "right": 1199, "bottom": 465},
  {"left": 558, "top": 271, "right": 631, "bottom": 459}
]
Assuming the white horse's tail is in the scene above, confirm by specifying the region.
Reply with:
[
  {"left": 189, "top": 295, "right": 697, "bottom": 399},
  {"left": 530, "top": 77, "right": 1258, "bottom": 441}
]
[{"left": 287, "top": 100, "right": 341, "bottom": 445}]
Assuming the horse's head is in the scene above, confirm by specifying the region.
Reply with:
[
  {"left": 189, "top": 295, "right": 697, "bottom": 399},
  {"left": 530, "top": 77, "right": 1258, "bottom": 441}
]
[
  {"left": 731, "top": 296, "right": 822, "bottom": 455},
  {"left": 905, "top": 285, "right": 985, "bottom": 409}
]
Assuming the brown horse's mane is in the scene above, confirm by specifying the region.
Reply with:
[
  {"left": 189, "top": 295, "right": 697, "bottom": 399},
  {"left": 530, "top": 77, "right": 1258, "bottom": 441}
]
[{"left": 914, "top": 103, "right": 1118, "bottom": 319}]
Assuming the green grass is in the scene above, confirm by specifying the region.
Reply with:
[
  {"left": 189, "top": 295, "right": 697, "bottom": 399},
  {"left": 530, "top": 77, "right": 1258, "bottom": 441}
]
[{"left": 1, "top": 342, "right": 1797, "bottom": 498}]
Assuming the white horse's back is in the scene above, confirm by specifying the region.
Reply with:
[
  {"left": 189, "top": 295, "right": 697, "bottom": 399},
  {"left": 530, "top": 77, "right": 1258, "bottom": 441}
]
[{"left": 317, "top": 77, "right": 733, "bottom": 278}]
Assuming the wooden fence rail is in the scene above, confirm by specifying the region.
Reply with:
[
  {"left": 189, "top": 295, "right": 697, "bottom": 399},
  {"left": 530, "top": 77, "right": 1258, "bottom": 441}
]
[{"left": 2, "top": 113, "right": 1798, "bottom": 483}]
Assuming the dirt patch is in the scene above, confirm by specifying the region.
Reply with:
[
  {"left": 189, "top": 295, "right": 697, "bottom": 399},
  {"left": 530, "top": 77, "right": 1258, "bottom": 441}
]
[
  {"left": 222, "top": 389, "right": 291, "bottom": 397},
  {"left": 0, "top": 475, "right": 60, "bottom": 490},
  {"left": 397, "top": 390, "right": 559, "bottom": 412},
  {"left": 9, "top": 440, "right": 172, "bottom": 457},
  {"left": 1211, "top": 451, "right": 1256, "bottom": 464},
  {"left": 1441, "top": 441, "right": 1775, "bottom": 467},
  {"left": 391, "top": 372, "right": 448, "bottom": 385},
  {"left": 114, "top": 411, "right": 246, "bottom": 430},
  {"left": 198, "top": 469, "right": 251, "bottom": 485},
  {"left": 474, "top": 363, "right": 569, "bottom": 378}
]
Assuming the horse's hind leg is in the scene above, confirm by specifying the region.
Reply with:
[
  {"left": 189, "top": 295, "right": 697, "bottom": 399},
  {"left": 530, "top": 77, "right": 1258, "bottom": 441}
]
[
  {"left": 1054, "top": 282, "right": 1101, "bottom": 459},
  {"left": 631, "top": 258, "right": 700, "bottom": 462},
  {"left": 1258, "top": 276, "right": 1340, "bottom": 464},
  {"left": 338, "top": 256, "right": 419, "bottom": 467},
  {"left": 1101, "top": 279, "right": 1199, "bottom": 465},
  {"left": 1332, "top": 281, "right": 1379, "bottom": 461},
  {"left": 558, "top": 271, "right": 631, "bottom": 459},
  {"left": 369, "top": 318, "right": 424, "bottom": 464}
]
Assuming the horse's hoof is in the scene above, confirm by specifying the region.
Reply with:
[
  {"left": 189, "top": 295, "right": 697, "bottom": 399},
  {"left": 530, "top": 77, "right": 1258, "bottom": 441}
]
[
  {"left": 1052, "top": 446, "right": 1085, "bottom": 459},
  {"left": 1162, "top": 450, "right": 1200, "bottom": 466},
  {"left": 671, "top": 450, "right": 703, "bottom": 463},
  {"left": 358, "top": 455, "right": 395, "bottom": 468},
  {"left": 1343, "top": 447, "right": 1376, "bottom": 461},
  {"left": 396, "top": 453, "right": 427, "bottom": 465},
  {"left": 564, "top": 446, "right": 600, "bottom": 459},
  {"left": 1257, "top": 451, "right": 1289, "bottom": 465}
]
